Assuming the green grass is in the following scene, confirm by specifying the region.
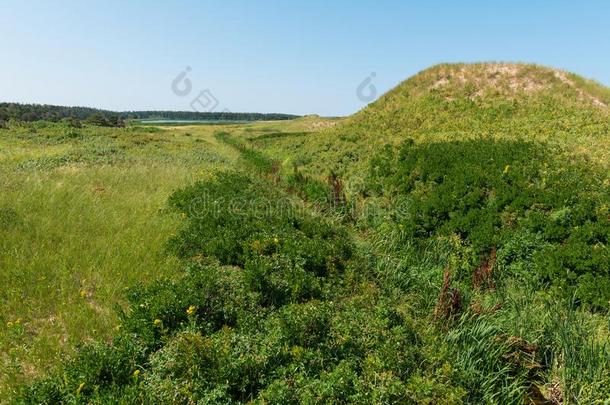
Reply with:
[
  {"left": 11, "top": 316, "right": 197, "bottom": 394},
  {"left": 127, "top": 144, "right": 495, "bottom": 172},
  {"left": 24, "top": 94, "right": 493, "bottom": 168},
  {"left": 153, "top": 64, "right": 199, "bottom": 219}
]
[
  {"left": 3, "top": 63, "right": 610, "bottom": 403},
  {"left": 262, "top": 63, "right": 610, "bottom": 180},
  {"left": 0, "top": 122, "right": 239, "bottom": 397}
]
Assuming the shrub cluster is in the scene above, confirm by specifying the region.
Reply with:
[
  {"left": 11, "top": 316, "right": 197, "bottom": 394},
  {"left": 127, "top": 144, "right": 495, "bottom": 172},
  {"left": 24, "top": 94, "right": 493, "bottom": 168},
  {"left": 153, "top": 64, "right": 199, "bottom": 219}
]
[
  {"left": 366, "top": 139, "right": 610, "bottom": 307},
  {"left": 18, "top": 140, "right": 610, "bottom": 403},
  {"left": 21, "top": 172, "right": 472, "bottom": 403}
]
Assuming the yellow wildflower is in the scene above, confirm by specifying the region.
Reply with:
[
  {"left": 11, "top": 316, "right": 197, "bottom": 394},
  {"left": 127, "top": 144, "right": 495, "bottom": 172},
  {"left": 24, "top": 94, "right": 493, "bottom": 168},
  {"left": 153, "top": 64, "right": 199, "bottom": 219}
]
[
  {"left": 153, "top": 319, "right": 162, "bottom": 327},
  {"left": 291, "top": 346, "right": 304, "bottom": 358},
  {"left": 79, "top": 290, "right": 87, "bottom": 298},
  {"left": 250, "top": 240, "right": 262, "bottom": 252},
  {"left": 186, "top": 305, "right": 197, "bottom": 316},
  {"left": 273, "top": 237, "right": 279, "bottom": 244},
  {"left": 133, "top": 369, "right": 141, "bottom": 378}
]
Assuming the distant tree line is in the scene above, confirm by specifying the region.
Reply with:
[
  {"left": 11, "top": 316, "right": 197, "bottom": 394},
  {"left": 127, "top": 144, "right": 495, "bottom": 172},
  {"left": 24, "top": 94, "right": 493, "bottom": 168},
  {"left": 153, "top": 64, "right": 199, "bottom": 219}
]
[
  {"left": 0, "top": 103, "right": 299, "bottom": 128},
  {"left": 0, "top": 103, "right": 126, "bottom": 128},
  {"left": 123, "top": 111, "right": 299, "bottom": 121}
]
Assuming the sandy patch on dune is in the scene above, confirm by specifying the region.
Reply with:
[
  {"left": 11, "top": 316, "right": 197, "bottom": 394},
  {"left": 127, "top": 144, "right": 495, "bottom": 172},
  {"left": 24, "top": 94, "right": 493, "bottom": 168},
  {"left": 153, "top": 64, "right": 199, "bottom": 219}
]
[
  {"left": 309, "top": 121, "right": 337, "bottom": 131},
  {"left": 554, "top": 71, "right": 606, "bottom": 107},
  {"left": 430, "top": 64, "right": 607, "bottom": 108}
]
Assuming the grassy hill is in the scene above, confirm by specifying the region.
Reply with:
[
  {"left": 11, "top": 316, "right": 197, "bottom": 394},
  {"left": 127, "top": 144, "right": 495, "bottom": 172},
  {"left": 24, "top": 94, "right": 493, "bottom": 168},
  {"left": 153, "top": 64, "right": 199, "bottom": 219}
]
[
  {"left": 4, "top": 64, "right": 610, "bottom": 403},
  {"left": 260, "top": 63, "right": 610, "bottom": 176},
  {"left": 239, "top": 63, "right": 610, "bottom": 402}
]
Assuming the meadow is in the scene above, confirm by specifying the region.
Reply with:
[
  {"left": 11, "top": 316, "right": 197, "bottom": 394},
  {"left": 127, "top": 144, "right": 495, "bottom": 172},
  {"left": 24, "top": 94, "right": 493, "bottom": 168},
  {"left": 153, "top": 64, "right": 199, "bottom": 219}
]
[
  {"left": 0, "top": 118, "right": 339, "bottom": 400},
  {"left": 2, "top": 63, "right": 610, "bottom": 404},
  {"left": 0, "top": 121, "right": 241, "bottom": 396}
]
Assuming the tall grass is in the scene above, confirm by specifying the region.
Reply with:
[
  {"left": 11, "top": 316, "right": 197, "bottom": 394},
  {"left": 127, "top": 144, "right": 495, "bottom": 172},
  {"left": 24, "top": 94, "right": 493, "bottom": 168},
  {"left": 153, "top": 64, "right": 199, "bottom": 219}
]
[{"left": 0, "top": 122, "right": 236, "bottom": 396}]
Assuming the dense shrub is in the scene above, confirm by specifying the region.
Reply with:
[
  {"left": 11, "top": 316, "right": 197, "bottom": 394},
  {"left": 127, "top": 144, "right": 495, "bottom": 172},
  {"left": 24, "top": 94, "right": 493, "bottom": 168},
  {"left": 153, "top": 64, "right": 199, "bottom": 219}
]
[
  {"left": 167, "top": 171, "right": 353, "bottom": 277},
  {"left": 20, "top": 172, "right": 390, "bottom": 402},
  {"left": 17, "top": 132, "right": 609, "bottom": 403},
  {"left": 285, "top": 167, "right": 331, "bottom": 205},
  {"left": 366, "top": 139, "right": 610, "bottom": 307},
  {"left": 18, "top": 169, "right": 483, "bottom": 404}
]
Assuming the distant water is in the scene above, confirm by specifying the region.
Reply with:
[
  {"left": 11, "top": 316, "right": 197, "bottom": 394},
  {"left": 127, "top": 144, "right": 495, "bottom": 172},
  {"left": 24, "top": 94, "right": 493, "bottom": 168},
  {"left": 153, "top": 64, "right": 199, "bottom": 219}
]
[{"left": 138, "top": 119, "right": 251, "bottom": 124}]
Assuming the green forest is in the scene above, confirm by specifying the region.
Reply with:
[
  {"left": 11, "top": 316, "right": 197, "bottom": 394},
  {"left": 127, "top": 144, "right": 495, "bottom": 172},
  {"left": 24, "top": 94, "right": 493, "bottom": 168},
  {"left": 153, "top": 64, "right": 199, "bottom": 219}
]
[{"left": 0, "top": 102, "right": 299, "bottom": 128}]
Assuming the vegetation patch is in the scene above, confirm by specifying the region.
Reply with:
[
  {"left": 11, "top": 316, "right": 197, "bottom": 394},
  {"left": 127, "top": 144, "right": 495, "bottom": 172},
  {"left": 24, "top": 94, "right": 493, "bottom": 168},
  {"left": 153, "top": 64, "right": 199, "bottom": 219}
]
[
  {"left": 366, "top": 138, "right": 610, "bottom": 308},
  {"left": 247, "top": 131, "right": 310, "bottom": 142},
  {"left": 20, "top": 173, "right": 454, "bottom": 403},
  {"left": 5, "top": 64, "right": 610, "bottom": 403}
]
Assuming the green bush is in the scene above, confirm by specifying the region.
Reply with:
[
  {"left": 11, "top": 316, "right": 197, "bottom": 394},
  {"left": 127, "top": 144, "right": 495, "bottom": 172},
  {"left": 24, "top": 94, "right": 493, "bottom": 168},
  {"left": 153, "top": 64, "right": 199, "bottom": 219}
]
[
  {"left": 367, "top": 139, "right": 610, "bottom": 307},
  {"left": 20, "top": 139, "right": 609, "bottom": 403},
  {"left": 19, "top": 173, "right": 396, "bottom": 404},
  {"left": 167, "top": 171, "right": 353, "bottom": 278}
]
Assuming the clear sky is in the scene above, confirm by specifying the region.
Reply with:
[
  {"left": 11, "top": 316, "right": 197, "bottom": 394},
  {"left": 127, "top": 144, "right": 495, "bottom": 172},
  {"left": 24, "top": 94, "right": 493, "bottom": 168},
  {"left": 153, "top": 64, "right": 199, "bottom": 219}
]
[{"left": 1, "top": 0, "right": 609, "bottom": 116}]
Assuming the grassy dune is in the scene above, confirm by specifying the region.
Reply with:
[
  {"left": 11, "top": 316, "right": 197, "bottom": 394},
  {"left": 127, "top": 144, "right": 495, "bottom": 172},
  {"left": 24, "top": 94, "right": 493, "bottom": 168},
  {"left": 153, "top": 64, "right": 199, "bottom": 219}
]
[{"left": 258, "top": 63, "right": 610, "bottom": 179}]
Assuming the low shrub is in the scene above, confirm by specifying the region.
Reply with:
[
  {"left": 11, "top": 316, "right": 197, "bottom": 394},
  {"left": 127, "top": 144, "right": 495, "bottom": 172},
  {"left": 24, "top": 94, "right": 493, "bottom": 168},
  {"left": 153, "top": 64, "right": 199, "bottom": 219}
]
[
  {"left": 167, "top": 171, "right": 353, "bottom": 279},
  {"left": 367, "top": 139, "right": 610, "bottom": 307}
]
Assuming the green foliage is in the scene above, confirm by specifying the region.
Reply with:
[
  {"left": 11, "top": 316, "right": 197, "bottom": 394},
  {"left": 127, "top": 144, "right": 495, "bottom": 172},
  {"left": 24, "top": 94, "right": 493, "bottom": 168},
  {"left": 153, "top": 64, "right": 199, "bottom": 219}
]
[
  {"left": 0, "top": 121, "right": 238, "bottom": 396},
  {"left": 248, "top": 131, "right": 310, "bottom": 142},
  {"left": 367, "top": 139, "right": 610, "bottom": 307},
  {"left": 216, "top": 131, "right": 354, "bottom": 219},
  {"left": 121, "top": 264, "right": 259, "bottom": 348},
  {"left": 64, "top": 116, "right": 82, "bottom": 128},
  {"left": 215, "top": 131, "right": 276, "bottom": 173},
  {"left": 0, "top": 207, "right": 21, "bottom": 230},
  {"left": 8, "top": 64, "right": 610, "bottom": 403},
  {"left": 85, "top": 112, "right": 125, "bottom": 128},
  {"left": 168, "top": 171, "right": 352, "bottom": 285},
  {"left": 446, "top": 317, "right": 537, "bottom": 404},
  {"left": 285, "top": 167, "right": 330, "bottom": 203},
  {"left": 19, "top": 172, "right": 473, "bottom": 404}
]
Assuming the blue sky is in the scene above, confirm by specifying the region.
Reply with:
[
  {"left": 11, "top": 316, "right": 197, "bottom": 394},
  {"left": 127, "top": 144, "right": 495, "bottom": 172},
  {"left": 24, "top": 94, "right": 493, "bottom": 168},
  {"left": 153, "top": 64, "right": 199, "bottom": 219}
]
[{"left": 1, "top": 0, "right": 609, "bottom": 116}]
